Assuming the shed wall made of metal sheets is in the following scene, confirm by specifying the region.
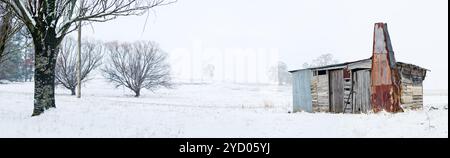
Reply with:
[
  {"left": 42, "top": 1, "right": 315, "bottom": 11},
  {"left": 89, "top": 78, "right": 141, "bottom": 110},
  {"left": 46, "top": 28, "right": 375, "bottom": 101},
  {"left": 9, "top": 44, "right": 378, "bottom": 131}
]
[{"left": 292, "top": 69, "right": 313, "bottom": 112}]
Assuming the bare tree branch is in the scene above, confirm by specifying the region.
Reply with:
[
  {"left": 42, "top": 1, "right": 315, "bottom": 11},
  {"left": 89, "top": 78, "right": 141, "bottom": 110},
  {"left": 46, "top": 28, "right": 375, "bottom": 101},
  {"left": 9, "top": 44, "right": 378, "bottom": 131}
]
[
  {"left": 55, "top": 37, "right": 103, "bottom": 95},
  {"left": 0, "top": 3, "right": 22, "bottom": 65},
  {"left": 1, "top": 0, "right": 176, "bottom": 45},
  {"left": 103, "top": 41, "right": 171, "bottom": 97}
]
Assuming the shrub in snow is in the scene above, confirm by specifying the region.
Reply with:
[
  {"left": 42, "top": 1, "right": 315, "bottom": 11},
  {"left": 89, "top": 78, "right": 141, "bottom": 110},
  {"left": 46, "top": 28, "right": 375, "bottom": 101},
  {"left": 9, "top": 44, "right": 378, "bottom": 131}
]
[{"left": 264, "top": 100, "right": 274, "bottom": 109}]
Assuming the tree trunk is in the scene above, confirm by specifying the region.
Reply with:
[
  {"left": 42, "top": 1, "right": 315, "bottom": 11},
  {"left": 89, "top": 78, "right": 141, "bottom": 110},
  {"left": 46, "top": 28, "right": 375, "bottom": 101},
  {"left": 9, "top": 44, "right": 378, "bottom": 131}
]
[
  {"left": 134, "top": 90, "right": 141, "bottom": 98},
  {"left": 31, "top": 33, "right": 59, "bottom": 116},
  {"left": 71, "top": 88, "right": 76, "bottom": 96}
]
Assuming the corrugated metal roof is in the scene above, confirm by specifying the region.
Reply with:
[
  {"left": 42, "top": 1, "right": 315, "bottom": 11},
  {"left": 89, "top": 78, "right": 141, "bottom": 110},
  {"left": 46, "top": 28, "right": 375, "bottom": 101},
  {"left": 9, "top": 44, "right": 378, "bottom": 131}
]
[
  {"left": 289, "top": 58, "right": 372, "bottom": 73},
  {"left": 397, "top": 62, "right": 430, "bottom": 71},
  {"left": 289, "top": 58, "right": 429, "bottom": 73}
]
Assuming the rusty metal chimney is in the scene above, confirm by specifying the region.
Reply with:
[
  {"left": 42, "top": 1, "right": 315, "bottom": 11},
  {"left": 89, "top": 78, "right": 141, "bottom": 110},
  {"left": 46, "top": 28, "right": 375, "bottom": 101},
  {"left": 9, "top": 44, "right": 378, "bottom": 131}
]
[{"left": 371, "top": 23, "right": 403, "bottom": 113}]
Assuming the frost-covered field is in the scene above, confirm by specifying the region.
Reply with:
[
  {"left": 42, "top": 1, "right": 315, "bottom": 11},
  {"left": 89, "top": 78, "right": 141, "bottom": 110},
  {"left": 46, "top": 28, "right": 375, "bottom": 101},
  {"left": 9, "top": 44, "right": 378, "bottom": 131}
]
[{"left": 0, "top": 78, "right": 447, "bottom": 138}]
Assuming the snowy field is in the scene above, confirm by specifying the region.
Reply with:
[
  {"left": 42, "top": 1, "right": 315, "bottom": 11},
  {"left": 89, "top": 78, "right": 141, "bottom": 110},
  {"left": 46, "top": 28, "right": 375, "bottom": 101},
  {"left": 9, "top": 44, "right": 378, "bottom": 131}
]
[{"left": 0, "top": 78, "right": 447, "bottom": 138}]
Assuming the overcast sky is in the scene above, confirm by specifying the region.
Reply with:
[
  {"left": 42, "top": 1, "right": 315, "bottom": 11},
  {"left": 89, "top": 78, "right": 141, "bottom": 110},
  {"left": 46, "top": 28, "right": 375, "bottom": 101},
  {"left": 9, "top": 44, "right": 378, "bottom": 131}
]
[{"left": 82, "top": 0, "right": 448, "bottom": 89}]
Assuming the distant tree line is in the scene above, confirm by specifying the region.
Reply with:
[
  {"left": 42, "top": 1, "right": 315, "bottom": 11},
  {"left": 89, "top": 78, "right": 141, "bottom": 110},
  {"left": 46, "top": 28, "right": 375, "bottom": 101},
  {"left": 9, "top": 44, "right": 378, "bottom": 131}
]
[{"left": 0, "top": 28, "right": 33, "bottom": 82}]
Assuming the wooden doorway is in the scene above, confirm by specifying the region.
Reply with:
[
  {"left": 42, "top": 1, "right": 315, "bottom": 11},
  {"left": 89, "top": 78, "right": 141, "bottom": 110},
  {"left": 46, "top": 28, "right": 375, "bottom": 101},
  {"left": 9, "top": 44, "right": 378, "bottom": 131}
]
[
  {"left": 329, "top": 70, "right": 344, "bottom": 113},
  {"left": 352, "top": 70, "right": 372, "bottom": 113}
]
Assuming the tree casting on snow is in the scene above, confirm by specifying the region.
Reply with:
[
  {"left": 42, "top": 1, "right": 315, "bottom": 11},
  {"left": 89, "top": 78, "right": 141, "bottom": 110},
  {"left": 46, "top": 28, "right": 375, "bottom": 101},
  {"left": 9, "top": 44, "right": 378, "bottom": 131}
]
[
  {"left": 0, "top": 0, "right": 175, "bottom": 116},
  {"left": 56, "top": 37, "right": 102, "bottom": 95},
  {"left": 103, "top": 41, "right": 171, "bottom": 97}
]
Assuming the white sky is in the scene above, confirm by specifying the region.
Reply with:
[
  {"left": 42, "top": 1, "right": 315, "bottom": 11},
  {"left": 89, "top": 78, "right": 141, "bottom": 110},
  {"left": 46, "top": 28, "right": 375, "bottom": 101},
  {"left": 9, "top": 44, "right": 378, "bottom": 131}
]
[{"left": 82, "top": 0, "right": 448, "bottom": 89}]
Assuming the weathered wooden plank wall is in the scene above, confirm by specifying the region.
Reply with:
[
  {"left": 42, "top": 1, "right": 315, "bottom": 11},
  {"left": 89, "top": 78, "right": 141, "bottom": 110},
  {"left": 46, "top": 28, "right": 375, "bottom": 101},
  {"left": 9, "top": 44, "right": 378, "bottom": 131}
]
[
  {"left": 399, "top": 64, "right": 426, "bottom": 109},
  {"left": 317, "top": 73, "right": 330, "bottom": 112},
  {"left": 352, "top": 70, "right": 372, "bottom": 113},
  {"left": 312, "top": 72, "right": 330, "bottom": 112},
  {"left": 329, "top": 70, "right": 344, "bottom": 113},
  {"left": 292, "top": 70, "right": 313, "bottom": 112},
  {"left": 401, "top": 83, "right": 423, "bottom": 109},
  {"left": 311, "top": 75, "right": 319, "bottom": 110}
]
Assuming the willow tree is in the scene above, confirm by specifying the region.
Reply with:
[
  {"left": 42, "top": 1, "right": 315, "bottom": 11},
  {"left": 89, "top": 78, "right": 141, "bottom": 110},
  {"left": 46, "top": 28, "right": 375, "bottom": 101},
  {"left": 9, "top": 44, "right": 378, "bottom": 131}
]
[{"left": 0, "top": 0, "right": 175, "bottom": 116}]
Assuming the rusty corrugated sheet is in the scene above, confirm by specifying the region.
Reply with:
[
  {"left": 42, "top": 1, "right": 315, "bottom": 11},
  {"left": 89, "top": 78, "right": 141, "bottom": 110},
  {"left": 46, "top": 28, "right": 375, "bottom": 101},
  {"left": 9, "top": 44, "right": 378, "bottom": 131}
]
[{"left": 371, "top": 23, "right": 403, "bottom": 113}]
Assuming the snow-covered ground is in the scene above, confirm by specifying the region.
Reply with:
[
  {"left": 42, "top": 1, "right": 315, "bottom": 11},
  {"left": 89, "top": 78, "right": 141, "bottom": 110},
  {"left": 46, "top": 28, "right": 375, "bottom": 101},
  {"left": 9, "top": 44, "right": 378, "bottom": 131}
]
[{"left": 0, "top": 78, "right": 447, "bottom": 138}]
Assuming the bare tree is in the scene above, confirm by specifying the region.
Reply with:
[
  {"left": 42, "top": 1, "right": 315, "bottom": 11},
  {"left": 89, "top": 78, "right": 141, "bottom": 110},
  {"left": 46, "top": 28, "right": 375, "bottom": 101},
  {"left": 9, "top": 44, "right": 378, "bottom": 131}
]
[
  {"left": 202, "top": 64, "right": 215, "bottom": 82},
  {"left": 0, "top": 0, "right": 175, "bottom": 116},
  {"left": 303, "top": 53, "right": 339, "bottom": 68},
  {"left": 55, "top": 37, "right": 102, "bottom": 95},
  {"left": 103, "top": 41, "right": 171, "bottom": 97},
  {"left": 0, "top": 3, "right": 21, "bottom": 65},
  {"left": 0, "top": 27, "right": 33, "bottom": 82},
  {"left": 268, "top": 61, "right": 292, "bottom": 85}
]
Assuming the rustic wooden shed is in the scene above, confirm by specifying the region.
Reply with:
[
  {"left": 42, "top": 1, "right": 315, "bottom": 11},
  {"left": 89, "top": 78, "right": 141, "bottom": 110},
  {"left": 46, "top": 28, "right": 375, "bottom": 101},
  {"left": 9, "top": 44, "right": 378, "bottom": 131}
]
[
  {"left": 289, "top": 58, "right": 427, "bottom": 113},
  {"left": 290, "top": 23, "right": 428, "bottom": 114}
]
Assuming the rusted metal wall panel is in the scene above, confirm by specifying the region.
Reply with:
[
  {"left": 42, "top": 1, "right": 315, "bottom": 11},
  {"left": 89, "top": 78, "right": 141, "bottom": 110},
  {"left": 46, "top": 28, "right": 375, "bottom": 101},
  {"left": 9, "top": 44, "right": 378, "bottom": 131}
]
[{"left": 371, "top": 23, "right": 403, "bottom": 113}]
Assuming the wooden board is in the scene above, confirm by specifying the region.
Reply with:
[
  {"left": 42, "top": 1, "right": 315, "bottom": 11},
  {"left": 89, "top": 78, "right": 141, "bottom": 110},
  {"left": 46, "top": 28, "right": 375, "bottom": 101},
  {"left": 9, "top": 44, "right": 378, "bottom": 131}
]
[
  {"left": 312, "top": 73, "right": 330, "bottom": 112},
  {"left": 311, "top": 75, "right": 319, "bottom": 109},
  {"left": 401, "top": 83, "right": 424, "bottom": 109},
  {"left": 329, "top": 70, "right": 344, "bottom": 113},
  {"left": 352, "top": 70, "right": 372, "bottom": 113},
  {"left": 399, "top": 65, "right": 426, "bottom": 109}
]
